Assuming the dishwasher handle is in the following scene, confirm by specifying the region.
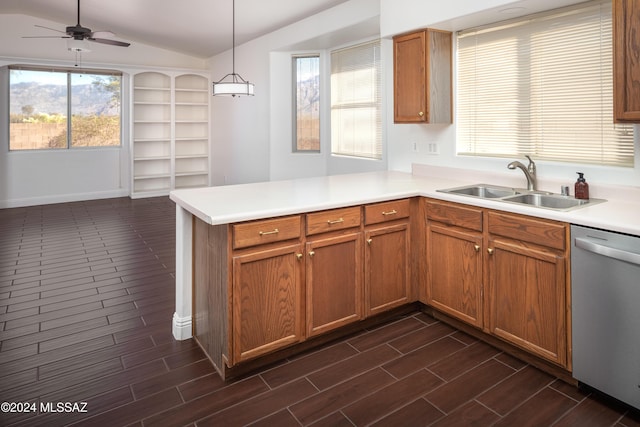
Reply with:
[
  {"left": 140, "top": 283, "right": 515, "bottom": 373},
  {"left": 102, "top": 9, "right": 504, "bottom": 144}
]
[{"left": 574, "top": 237, "right": 640, "bottom": 267}]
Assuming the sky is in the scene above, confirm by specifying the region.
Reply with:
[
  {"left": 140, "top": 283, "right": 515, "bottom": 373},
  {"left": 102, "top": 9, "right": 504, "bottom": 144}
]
[{"left": 10, "top": 69, "right": 103, "bottom": 86}]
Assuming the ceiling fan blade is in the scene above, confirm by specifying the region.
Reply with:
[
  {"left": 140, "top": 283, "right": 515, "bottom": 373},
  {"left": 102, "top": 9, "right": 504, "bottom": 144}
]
[
  {"left": 88, "top": 38, "right": 130, "bottom": 47},
  {"left": 34, "top": 24, "right": 67, "bottom": 34},
  {"left": 22, "top": 35, "right": 71, "bottom": 39}
]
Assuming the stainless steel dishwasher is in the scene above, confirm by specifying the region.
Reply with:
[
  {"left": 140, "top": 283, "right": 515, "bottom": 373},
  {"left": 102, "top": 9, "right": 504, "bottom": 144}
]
[{"left": 571, "top": 224, "right": 640, "bottom": 410}]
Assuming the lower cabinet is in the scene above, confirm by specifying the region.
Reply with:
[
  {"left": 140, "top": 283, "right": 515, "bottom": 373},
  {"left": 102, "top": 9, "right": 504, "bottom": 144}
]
[
  {"left": 194, "top": 195, "right": 570, "bottom": 379},
  {"left": 365, "top": 223, "right": 411, "bottom": 316},
  {"left": 193, "top": 199, "right": 414, "bottom": 378},
  {"left": 426, "top": 222, "right": 483, "bottom": 327},
  {"left": 231, "top": 243, "right": 304, "bottom": 363},
  {"left": 306, "top": 232, "right": 363, "bottom": 337},
  {"left": 424, "top": 199, "right": 570, "bottom": 368},
  {"left": 364, "top": 199, "right": 412, "bottom": 316},
  {"left": 486, "top": 211, "right": 568, "bottom": 366}
]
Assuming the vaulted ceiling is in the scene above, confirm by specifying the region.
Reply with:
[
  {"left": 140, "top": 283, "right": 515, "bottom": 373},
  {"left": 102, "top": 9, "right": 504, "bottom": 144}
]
[{"left": 0, "top": 0, "right": 351, "bottom": 58}]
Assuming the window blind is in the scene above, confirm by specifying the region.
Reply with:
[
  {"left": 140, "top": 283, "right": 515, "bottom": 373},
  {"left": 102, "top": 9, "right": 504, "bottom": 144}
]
[
  {"left": 457, "top": 0, "right": 634, "bottom": 167},
  {"left": 330, "top": 40, "right": 382, "bottom": 160}
]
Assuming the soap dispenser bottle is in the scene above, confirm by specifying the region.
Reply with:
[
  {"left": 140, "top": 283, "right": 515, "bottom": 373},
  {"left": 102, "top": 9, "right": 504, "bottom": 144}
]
[{"left": 574, "top": 172, "right": 589, "bottom": 200}]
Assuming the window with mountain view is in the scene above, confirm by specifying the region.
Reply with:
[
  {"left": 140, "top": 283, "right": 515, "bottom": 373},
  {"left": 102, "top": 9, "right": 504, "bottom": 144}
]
[
  {"left": 9, "top": 67, "right": 122, "bottom": 151},
  {"left": 293, "top": 55, "right": 320, "bottom": 152}
]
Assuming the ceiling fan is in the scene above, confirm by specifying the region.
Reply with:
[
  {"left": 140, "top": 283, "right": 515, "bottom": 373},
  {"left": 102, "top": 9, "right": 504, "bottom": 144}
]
[{"left": 23, "top": 0, "right": 130, "bottom": 48}]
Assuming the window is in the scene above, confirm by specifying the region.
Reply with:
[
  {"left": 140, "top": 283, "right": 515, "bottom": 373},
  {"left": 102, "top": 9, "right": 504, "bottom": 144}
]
[
  {"left": 457, "top": 0, "right": 634, "bottom": 167},
  {"left": 9, "top": 66, "right": 122, "bottom": 151},
  {"left": 330, "top": 40, "right": 382, "bottom": 160},
  {"left": 293, "top": 56, "right": 320, "bottom": 152}
]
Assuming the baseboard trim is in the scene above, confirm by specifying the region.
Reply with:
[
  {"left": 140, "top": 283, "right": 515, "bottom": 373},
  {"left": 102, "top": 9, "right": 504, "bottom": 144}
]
[
  {"left": 172, "top": 312, "right": 193, "bottom": 340},
  {"left": 0, "top": 189, "right": 129, "bottom": 209}
]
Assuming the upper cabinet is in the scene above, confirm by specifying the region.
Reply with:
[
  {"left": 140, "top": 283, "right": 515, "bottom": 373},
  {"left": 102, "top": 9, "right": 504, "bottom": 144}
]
[
  {"left": 613, "top": 0, "right": 640, "bottom": 122},
  {"left": 393, "top": 29, "right": 452, "bottom": 124}
]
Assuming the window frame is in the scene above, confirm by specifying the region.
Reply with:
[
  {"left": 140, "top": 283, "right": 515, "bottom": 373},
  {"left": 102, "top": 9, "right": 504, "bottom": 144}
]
[{"left": 8, "top": 65, "right": 123, "bottom": 152}]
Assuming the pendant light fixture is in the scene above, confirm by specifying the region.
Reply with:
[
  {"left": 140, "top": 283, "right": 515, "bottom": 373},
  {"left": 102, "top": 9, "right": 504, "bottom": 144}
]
[{"left": 212, "top": 0, "right": 255, "bottom": 97}]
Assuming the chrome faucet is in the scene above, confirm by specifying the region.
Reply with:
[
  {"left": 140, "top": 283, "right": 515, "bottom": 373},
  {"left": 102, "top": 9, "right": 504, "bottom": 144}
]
[{"left": 508, "top": 155, "right": 537, "bottom": 191}]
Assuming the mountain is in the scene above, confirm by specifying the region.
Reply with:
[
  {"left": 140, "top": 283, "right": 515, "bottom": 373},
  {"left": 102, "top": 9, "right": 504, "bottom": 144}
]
[{"left": 10, "top": 81, "right": 120, "bottom": 116}]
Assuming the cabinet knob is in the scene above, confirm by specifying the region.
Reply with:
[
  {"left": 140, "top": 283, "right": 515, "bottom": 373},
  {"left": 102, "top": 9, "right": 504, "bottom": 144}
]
[
  {"left": 487, "top": 248, "right": 494, "bottom": 255},
  {"left": 367, "top": 238, "right": 373, "bottom": 245},
  {"left": 474, "top": 244, "right": 480, "bottom": 252},
  {"left": 309, "top": 251, "right": 315, "bottom": 257},
  {"left": 418, "top": 111, "right": 424, "bottom": 117},
  {"left": 296, "top": 253, "right": 303, "bottom": 261}
]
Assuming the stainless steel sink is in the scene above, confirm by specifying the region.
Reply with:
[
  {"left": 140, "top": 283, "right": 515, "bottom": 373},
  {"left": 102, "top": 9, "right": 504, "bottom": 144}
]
[
  {"left": 437, "top": 183, "right": 606, "bottom": 211},
  {"left": 438, "top": 184, "right": 521, "bottom": 199},
  {"left": 501, "top": 193, "right": 606, "bottom": 211}
]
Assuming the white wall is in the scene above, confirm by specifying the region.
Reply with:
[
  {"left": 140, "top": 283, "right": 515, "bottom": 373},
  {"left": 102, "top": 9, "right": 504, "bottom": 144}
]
[
  {"left": 209, "top": 0, "right": 383, "bottom": 186},
  {"left": 381, "top": 0, "right": 640, "bottom": 189},
  {"left": 0, "top": 14, "right": 208, "bottom": 208}
]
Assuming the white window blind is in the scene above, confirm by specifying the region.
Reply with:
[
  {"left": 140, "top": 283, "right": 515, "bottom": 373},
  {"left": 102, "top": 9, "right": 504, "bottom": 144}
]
[
  {"left": 331, "top": 40, "right": 382, "bottom": 160},
  {"left": 457, "top": 0, "right": 634, "bottom": 167}
]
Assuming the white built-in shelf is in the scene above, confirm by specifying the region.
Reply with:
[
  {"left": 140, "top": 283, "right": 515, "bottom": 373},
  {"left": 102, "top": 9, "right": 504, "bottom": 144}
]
[{"left": 131, "top": 72, "right": 210, "bottom": 198}]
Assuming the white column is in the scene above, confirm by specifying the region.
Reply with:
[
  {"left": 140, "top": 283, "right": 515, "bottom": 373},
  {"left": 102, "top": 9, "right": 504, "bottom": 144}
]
[{"left": 173, "top": 204, "right": 193, "bottom": 340}]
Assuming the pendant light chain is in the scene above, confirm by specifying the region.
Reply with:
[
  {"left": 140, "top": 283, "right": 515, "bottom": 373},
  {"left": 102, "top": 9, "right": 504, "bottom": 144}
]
[{"left": 231, "top": 0, "right": 235, "bottom": 76}]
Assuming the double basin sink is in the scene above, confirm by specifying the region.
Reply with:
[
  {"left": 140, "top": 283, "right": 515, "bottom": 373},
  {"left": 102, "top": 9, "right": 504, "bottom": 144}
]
[{"left": 437, "top": 184, "right": 606, "bottom": 211}]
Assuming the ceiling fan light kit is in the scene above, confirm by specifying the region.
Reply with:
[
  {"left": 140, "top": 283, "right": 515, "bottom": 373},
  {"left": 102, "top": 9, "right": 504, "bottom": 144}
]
[
  {"left": 212, "top": 0, "right": 254, "bottom": 97},
  {"left": 67, "top": 38, "right": 90, "bottom": 52}
]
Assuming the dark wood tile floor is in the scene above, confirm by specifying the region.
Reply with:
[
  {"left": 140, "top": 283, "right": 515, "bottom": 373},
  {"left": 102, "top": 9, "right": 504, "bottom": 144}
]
[{"left": 1, "top": 197, "right": 639, "bottom": 427}]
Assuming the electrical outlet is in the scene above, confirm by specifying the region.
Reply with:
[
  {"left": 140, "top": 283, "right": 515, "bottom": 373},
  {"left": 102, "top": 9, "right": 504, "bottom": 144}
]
[
  {"left": 427, "top": 143, "right": 440, "bottom": 155},
  {"left": 412, "top": 141, "right": 419, "bottom": 152}
]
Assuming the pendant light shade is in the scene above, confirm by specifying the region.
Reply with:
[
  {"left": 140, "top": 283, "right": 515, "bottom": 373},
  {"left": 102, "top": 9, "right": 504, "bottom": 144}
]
[
  {"left": 212, "top": 0, "right": 254, "bottom": 97},
  {"left": 212, "top": 73, "right": 255, "bottom": 96}
]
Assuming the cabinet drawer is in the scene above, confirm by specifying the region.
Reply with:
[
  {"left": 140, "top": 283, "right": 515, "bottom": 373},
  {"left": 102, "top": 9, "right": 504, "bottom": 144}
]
[
  {"left": 233, "top": 216, "right": 301, "bottom": 249},
  {"left": 488, "top": 211, "right": 566, "bottom": 250},
  {"left": 306, "top": 207, "right": 361, "bottom": 236},
  {"left": 364, "top": 199, "right": 410, "bottom": 225},
  {"left": 426, "top": 200, "right": 483, "bottom": 231}
]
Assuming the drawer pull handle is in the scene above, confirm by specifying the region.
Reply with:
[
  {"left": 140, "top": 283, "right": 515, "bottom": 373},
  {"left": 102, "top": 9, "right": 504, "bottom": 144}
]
[
  {"left": 474, "top": 245, "right": 480, "bottom": 252},
  {"left": 259, "top": 228, "right": 279, "bottom": 236},
  {"left": 296, "top": 253, "right": 303, "bottom": 261},
  {"left": 382, "top": 210, "right": 397, "bottom": 216},
  {"left": 487, "top": 248, "right": 494, "bottom": 255},
  {"left": 309, "top": 251, "right": 315, "bottom": 257},
  {"left": 327, "top": 218, "right": 344, "bottom": 225},
  {"left": 367, "top": 238, "right": 373, "bottom": 245}
]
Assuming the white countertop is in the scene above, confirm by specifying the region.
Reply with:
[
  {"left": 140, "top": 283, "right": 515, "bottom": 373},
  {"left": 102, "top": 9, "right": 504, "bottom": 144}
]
[{"left": 170, "top": 169, "right": 640, "bottom": 237}]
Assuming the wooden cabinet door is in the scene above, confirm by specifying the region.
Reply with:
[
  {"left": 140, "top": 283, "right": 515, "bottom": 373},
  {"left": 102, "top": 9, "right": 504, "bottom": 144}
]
[
  {"left": 487, "top": 238, "right": 567, "bottom": 367},
  {"left": 614, "top": 0, "right": 640, "bottom": 122},
  {"left": 306, "top": 233, "right": 363, "bottom": 337},
  {"left": 393, "top": 29, "right": 452, "bottom": 124},
  {"left": 232, "top": 243, "right": 304, "bottom": 363},
  {"left": 426, "top": 223, "right": 484, "bottom": 327},
  {"left": 394, "top": 31, "right": 427, "bottom": 123},
  {"left": 365, "top": 223, "right": 410, "bottom": 317}
]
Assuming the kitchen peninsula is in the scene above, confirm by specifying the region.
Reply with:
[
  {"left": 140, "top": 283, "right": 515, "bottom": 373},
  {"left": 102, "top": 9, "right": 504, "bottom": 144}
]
[{"left": 170, "top": 167, "right": 640, "bottom": 379}]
